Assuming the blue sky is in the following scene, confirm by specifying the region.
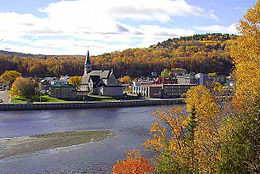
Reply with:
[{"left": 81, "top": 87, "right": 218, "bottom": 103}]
[{"left": 0, "top": 0, "right": 257, "bottom": 55}]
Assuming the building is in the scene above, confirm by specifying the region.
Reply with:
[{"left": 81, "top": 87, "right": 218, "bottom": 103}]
[
  {"left": 147, "top": 85, "right": 163, "bottom": 98},
  {"left": 132, "top": 82, "right": 150, "bottom": 96},
  {"left": 154, "top": 77, "right": 177, "bottom": 84},
  {"left": 0, "top": 82, "right": 4, "bottom": 91},
  {"left": 195, "top": 73, "right": 210, "bottom": 85},
  {"left": 50, "top": 83, "right": 77, "bottom": 99},
  {"left": 39, "top": 77, "right": 59, "bottom": 92},
  {"left": 161, "top": 84, "right": 196, "bottom": 98},
  {"left": 59, "top": 75, "right": 70, "bottom": 84},
  {"left": 40, "top": 79, "right": 50, "bottom": 92},
  {"left": 132, "top": 82, "right": 196, "bottom": 99},
  {"left": 151, "top": 72, "right": 158, "bottom": 77},
  {"left": 80, "top": 50, "right": 123, "bottom": 96},
  {"left": 177, "top": 73, "right": 197, "bottom": 85}
]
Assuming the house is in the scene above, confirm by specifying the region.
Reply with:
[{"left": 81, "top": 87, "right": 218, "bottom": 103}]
[
  {"left": 59, "top": 75, "right": 70, "bottom": 84},
  {"left": 80, "top": 50, "right": 123, "bottom": 96},
  {"left": 39, "top": 77, "right": 59, "bottom": 92},
  {"left": 40, "top": 79, "right": 50, "bottom": 92},
  {"left": 50, "top": 83, "right": 77, "bottom": 99},
  {"left": 0, "top": 82, "right": 4, "bottom": 91}
]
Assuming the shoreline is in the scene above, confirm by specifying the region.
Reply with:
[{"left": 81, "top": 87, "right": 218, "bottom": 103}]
[{"left": 0, "top": 98, "right": 184, "bottom": 111}]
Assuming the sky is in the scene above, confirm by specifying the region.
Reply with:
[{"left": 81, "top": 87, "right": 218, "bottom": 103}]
[{"left": 0, "top": 0, "right": 257, "bottom": 55}]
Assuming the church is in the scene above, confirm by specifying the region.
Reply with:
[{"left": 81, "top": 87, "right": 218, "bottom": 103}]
[{"left": 80, "top": 51, "right": 123, "bottom": 96}]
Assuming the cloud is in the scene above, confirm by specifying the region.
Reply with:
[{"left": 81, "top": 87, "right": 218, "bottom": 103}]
[
  {"left": 194, "top": 23, "right": 238, "bottom": 34},
  {"left": 0, "top": 0, "right": 219, "bottom": 55}
]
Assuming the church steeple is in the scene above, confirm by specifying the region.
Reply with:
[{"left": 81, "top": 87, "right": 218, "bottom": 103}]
[{"left": 84, "top": 50, "right": 92, "bottom": 74}]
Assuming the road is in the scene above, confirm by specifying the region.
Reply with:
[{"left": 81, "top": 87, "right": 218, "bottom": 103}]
[{"left": 0, "top": 90, "right": 10, "bottom": 103}]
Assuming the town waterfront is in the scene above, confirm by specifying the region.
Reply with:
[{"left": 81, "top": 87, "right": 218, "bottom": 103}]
[{"left": 0, "top": 105, "right": 179, "bottom": 173}]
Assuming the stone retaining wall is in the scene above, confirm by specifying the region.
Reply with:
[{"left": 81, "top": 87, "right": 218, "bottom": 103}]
[{"left": 0, "top": 99, "right": 184, "bottom": 111}]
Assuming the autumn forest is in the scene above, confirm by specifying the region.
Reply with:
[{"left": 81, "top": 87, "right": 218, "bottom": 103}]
[{"left": 0, "top": 33, "right": 236, "bottom": 78}]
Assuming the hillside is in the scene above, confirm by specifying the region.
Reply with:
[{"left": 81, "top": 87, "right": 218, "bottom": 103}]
[
  {"left": 0, "top": 33, "right": 237, "bottom": 77},
  {"left": 92, "top": 33, "right": 237, "bottom": 77}
]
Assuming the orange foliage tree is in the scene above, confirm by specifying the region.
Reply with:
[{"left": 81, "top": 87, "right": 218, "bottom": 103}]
[
  {"left": 112, "top": 149, "right": 155, "bottom": 174},
  {"left": 119, "top": 75, "right": 131, "bottom": 84}
]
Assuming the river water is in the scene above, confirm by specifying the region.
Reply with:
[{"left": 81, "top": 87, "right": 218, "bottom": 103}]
[{"left": 0, "top": 106, "right": 179, "bottom": 174}]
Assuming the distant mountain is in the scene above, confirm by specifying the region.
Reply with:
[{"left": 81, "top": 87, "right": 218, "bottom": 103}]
[{"left": 0, "top": 50, "right": 47, "bottom": 58}]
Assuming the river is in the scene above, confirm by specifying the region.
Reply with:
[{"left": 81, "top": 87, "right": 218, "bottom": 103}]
[{"left": 0, "top": 106, "right": 179, "bottom": 174}]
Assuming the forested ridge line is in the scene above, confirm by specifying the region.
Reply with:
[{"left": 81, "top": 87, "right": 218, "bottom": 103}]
[{"left": 0, "top": 33, "right": 236, "bottom": 77}]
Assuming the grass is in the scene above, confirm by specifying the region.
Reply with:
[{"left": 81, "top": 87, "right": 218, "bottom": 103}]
[
  {"left": 11, "top": 95, "right": 66, "bottom": 103},
  {"left": 0, "top": 130, "right": 115, "bottom": 159},
  {"left": 11, "top": 94, "right": 141, "bottom": 103},
  {"left": 38, "top": 95, "right": 66, "bottom": 102},
  {"left": 10, "top": 97, "right": 27, "bottom": 104}
]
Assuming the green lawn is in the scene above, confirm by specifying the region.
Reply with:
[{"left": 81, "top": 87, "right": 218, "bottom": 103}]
[
  {"left": 39, "top": 95, "right": 66, "bottom": 102},
  {"left": 11, "top": 95, "right": 66, "bottom": 103},
  {"left": 11, "top": 94, "right": 141, "bottom": 103},
  {"left": 10, "top": 97, "right": 27, "bottom": 104}
]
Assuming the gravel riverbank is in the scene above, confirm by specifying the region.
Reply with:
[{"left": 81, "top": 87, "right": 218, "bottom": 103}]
[{"left": 0, "top": 130, "right": 114, "bottom": 159}]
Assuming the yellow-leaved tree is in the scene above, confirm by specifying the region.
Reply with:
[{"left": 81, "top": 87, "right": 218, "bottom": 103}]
[
  {"left": 0, "top": 70, "right": 21, "bottom": 87},
  {"left": 231, "top": 0, "right": 260, "bottom": 108},
  {"left": 68, "top": 76, "right": 82, "bottom": 90},
  {"left": 219, "top": 1, "right": 260, "bottom": 173},
  {"left": 144, "top": 86, "right": 221, "bottom": 174},
  {"left": 11, "top": 77, "right": 38, "bottom": 100}
]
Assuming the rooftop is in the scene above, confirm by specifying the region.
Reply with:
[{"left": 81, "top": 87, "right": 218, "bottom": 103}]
[{"left": 51, "top": 83, "right": 75, "bottom": 88}]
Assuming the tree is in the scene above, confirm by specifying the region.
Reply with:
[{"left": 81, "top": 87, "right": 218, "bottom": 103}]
[
  {"left": 10, "top": 77, "right": 38, "bottom": 100},
  {"left": 119, "top": 75, "right": 131, "bottom": 84},
  {"left": 219, "top": 100, "right": 260, "bottom": 174},
  {"left": 161, "top": 69, "right": 172, "bottom": 78},
  {"left": 230, "top": 0, "right": 260, "bottom": 108},
  {"left": 68, "top": 76, "right": 82, "bottom": 89},
  {"left": 185, "top": 86, "right": 221, "bottom": 173},
  {"left": 0, "top": 70, "right": 21, "bottom": 87},
  {"left": 171, "top": 68, "right": 187, "bottom": 76},
  {"left": 218, "top": 1, "right": 260, "bottom": 173},
  {"left": 144, "top": 86, "right": 221, "bottom": 173},
  {"left": 212, "top": 81, "right": 223, "bottom": 94},
  {"left": 112, "top": 149, "right": 155, "bottom": 174}
]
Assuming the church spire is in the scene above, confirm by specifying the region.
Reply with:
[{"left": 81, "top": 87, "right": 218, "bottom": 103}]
[{"left": 84, "top": 50, "right": 92, "bottom": 74}]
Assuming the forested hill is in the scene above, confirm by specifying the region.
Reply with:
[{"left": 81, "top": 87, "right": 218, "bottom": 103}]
[
  {"left": 151, "top": 33, "right": 236, "bottom": 49},
  {"left": 92, "top": 33, "right": 237, "bottom": 77},
  {"left": 0, "top": 33, "right": 237, "bottom": 77}
]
